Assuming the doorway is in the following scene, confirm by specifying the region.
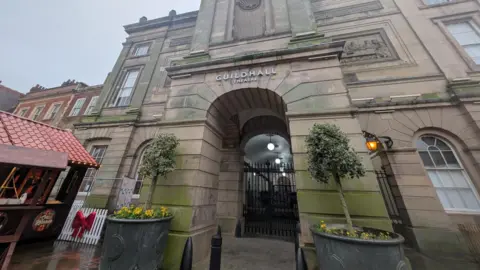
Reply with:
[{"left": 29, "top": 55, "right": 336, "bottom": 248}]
[
  {"left": 206, "top": 88, "right": 299, "bottom": 240},
  {"left": 243, "top": 160, "right": 298, "bottom": 241}
]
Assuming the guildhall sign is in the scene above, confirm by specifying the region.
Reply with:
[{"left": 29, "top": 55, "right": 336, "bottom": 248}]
[{"left": 216, "top": 67, "right": 277, "bottom": 84}]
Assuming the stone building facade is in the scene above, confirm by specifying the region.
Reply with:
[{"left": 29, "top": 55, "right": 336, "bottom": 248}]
[
  {"left": 13, "top": 81, "right": 102, "bottom": 129},
  {"left": 74, "top": 0, "right": 480, "bottom": 268}
]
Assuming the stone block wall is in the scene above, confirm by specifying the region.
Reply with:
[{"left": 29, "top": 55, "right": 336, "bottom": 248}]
[
  {"left": 217, "top": 149, "right": 243, "bottom": 235},
  {"left": 134, "top": 123, "right": 222, "bottom": 269}
]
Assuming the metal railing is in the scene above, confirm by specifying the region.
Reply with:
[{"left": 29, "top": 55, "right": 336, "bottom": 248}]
[
  {"left": 458, "top": 224, "right": 480, "bottom": 263},
  {"left": 375, "top": 168, "right": 402, "bottom": 225}
]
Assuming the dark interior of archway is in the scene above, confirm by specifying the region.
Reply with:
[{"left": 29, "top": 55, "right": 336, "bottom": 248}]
[{"left": 206, "top": 88, "right": 289, "bottom": 149}]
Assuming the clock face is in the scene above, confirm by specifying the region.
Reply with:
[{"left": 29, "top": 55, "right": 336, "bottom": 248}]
[{"left": 237, "top": 0, "right": 262, "bottom": 11}]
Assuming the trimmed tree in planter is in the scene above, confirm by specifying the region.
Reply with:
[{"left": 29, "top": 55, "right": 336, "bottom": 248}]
[
  {"left": 305, "top": 124, "right": 408, "bottom": 270},
  {"left": 100, "top": 133, "right": 179, "bottom": 270}
]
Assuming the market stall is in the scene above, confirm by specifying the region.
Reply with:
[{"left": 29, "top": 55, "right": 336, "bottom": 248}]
[{"left": 0, "top": 111, "right": 98, "bottom": 269}]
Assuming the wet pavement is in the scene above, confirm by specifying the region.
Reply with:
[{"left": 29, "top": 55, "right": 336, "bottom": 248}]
[
  {"left": 9, "top": 241, "right": 101, "bottom": 270},
  {"left": 6, "top": 238, "right": 480, "bottom": 270},
  {"left": 220, "top": 236, "right": 295, "bottom": 270}
]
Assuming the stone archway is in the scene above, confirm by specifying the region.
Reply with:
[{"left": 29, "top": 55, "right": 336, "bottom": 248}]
[{"left": 203, "top": 88, "right": 297, "bottom": 237}]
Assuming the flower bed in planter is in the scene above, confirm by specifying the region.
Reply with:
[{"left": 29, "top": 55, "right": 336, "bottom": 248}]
[
  {"left": 100, "top": 206, "right": 173, "bottom": 270},
  {"left": 311, "top": 223, "right": 408, "bottom": 270}
]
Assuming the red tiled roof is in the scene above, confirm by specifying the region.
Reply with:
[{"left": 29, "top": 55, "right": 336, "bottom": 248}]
[{"left": 0, "top": 111, "right": 98, "bottom": 168}]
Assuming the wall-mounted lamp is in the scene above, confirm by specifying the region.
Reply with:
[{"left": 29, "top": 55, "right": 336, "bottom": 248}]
[{"left": 363, "top": 131, "right": 393, "bottom": 151}]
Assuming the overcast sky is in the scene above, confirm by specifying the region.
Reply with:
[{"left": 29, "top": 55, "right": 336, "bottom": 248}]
[{"left": 0, "top": 0, "right": 201, "bottom": 93}]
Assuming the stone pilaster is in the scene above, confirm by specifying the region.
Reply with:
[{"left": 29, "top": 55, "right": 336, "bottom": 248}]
[
  {"left": 217, "top": 149, "right": 243, "bottom": 235},
  {"left": 287, "top": 0, "right": 317, "bottom": 36},
  {"left": 138, "top": 123, "right": 222, "bottom": 269},
  {"left": 190, "top": 0, "right": 216, "bottom": 53}
]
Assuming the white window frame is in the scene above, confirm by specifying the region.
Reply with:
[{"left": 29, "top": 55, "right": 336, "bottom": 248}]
[
  {"left": 423, "top": 0, "right": 454, "bottom": 5},
  {"left": 30, "top": 105, "right": 45, "bottom": 120},
  {"left": 132, "top": 43, "right": 150, "bottom": 57},
  {"left": 69, "top": 98, "right": 86, "bottom": 117},
  {"left": 446, "top": 21, "right": 480, "bottom": 65},
  {"left": 417, "top": 135, "right": 480, "bottom": 214},
  {"left": 435, "top": 15, "right": 480, "bottom": 71},
  {"left": 78, "top": 145, "right": 108, "bottom": 195},
  {"left": 18, "top": 107, "right": 30, "bottom": 117},
  {"left": 110, "top": 68, "right": 141, "bottom": 107},
  {"left": 43, "top": 102, "right": 63, "bottom": 120},
  {"left": 84, "top": 96, "right": 99, "bottom": 115}
]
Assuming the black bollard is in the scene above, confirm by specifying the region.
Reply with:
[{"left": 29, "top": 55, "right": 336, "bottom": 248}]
[
  {"left": 234, "top": 220, "right": 242, "bottom": 238},
  {"left": 180, "top": 237, "right": 193, "bottom": 270},
  {"left": 209, "top": 226, "right": 222, "bottom": 270},
  {"left": 296, "top": 247, "right": 308, "bottom": 270},
  {"left": 294, "top": 223, "right": 300, "bottom": 264}
]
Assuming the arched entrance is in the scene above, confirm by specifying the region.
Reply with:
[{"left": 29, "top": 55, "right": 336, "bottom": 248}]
[{"left": 207, "top": 88, "right": 299, "bottom": 240}]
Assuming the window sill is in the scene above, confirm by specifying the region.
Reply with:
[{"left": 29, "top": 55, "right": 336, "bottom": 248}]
[
  {"left": 77, "top": 192, "right": 90, "bottom": 196},
  {"left": 107, "top": 105, "right": 130, "bottom": 109},
  {"left": 128, "top": 55, "right": 150, "bottom": 60},
  {"left": 418, "top": 0, "right": 471, "bottom": 9},
  {"left": 446, "top": 209, "right": 480, "bottom": 215}
]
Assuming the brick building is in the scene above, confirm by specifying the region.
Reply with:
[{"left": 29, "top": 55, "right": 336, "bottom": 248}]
[
  {"left": 13, "top": 80, "right": 102, "bottom": 129},
  {"left": 0, "top": 82, "right": 24, "bottom": 113},
  {"left": 72, "top": 0, "right": 480, "bottom": 268}
]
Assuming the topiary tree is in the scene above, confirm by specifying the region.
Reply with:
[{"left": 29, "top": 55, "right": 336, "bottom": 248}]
[
  {"left": 138, "top": 133, "right": 179, "bottom": 209},
  {"left": 305, "top": 123, "right": 365, "bottom": 233}
]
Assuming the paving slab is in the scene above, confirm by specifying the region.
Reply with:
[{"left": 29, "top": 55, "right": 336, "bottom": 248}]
[{"left": 219, "top": 236, "right": 295, "bottom": 270}]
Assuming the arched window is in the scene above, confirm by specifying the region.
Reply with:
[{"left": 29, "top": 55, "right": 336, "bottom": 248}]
[
  {"left": 416, "top": 136, "right": 480, "bottom": 212},
  {"left": 133, "top": 145, "right": 149, "bottom": 198}
]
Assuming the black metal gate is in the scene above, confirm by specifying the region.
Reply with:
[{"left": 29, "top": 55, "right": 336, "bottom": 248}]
[{"left": 243, "top": 162, "right": 299, "bottom": 241}]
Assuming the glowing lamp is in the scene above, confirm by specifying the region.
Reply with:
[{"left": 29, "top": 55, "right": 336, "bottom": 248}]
[
  {"left": 366, "top": 139, "right": 378, "bottom": 152},
  {"left": 267, "top": 143, "right": 275, "bottom": 151}
]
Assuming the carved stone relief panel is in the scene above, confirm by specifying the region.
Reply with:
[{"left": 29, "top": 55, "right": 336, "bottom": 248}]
[
  {"left": 333, "top": 30, "right": 398, "bottom": 65},
  {"left": 237, "top": 0, "right": 262, "bottom": 11},
  {"left": 234, "top": 0, "right": 266, "bottom": 40}
]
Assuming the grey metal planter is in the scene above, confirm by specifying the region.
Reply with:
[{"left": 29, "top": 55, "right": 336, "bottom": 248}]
[
  {"left": 311, "top": 226, "right": 409, "bottom": 270},
  {"left": 100, "top": 216, "right": 173, "bottom": 270}
]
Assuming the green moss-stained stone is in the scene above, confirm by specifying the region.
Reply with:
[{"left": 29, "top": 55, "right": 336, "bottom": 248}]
[
  {"left": 217, "top": 217, "right": 238, "bottom": 234},
  {"left": 150, "top": 204, "right": 193, "bottom": 232},
  {"left": 139, "top": 185, "right": 193, "bottom": 206},
  {"left": 163, "top": 233, "right": 189, "bottom": 270},
  {"left": 420, "top": 93, "right": 440, "bottom": 99},
  {"left": 295, "top": 170, "right": 379, "bottom": 191},
  {"left": 288, "top": 37, "right": 332, "bottom": 49},
  {"left": 81, "top": 114, "right": 138, "bottom": 124},
  {"left": 303, "top": 214, "right": 393, "bottom": 232},
  {"left": 297, "top": 190, "right": 389, "bottom": 218},
  {"left": 84, "top": 194, "right": 109, "bottom": 208}
]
